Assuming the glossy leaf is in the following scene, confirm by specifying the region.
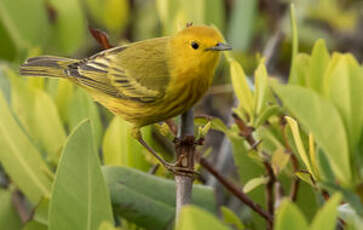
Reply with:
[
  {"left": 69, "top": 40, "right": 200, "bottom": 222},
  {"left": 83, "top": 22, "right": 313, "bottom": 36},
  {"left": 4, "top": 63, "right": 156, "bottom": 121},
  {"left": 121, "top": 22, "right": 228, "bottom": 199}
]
[
  {"left": 230, "top": 59, "right": 254, "bottom": 118},
  {"left": 49, "top": 120, "right": 113, "bottom": 230},
  {"left": 307, "top": 39, "right": 330, "bottom": 93},
  {"left": 220, "top": 206, "right": 244, "bottom": 230},
  {"left": 102, "top": 116, "right": 150, "bottom": 170},
  {"left": 176, "top": 205, "right": 229, "bottom": 230},
  {"left": 194, "top": 117, "right": 229, "bottom": 133},
  {"left": 254, "top": 62, "right": 268, "bottom": 115},
  {"left": 325, "top": 54, "right": 363, "bottom": 153},
  {"left": 272, "top": 147, "right": 290, "bottom": 175},
  {"left": 243, "top": 176, "right": 268, "bottom": 194},
  {"left": 285, "top": 116, "right": 313, "bottom": 176},
  {"left": 103, "top": 166, "right": 216, "bottom": 230},
  {"left": 274, "top": 84, "right": 351, "bottom": 186},
  {"left": 9, "top": 70, "right": 66, "bottom": 164},
  {"left": 310, "top": 193, "right": 342, "bottom": 230},
  {"left": 275, "top": 200, "right": 308, "bottom": 230},
  {"left": 0, "top": 93, "right": 52, "bottom": 203},
  {"left": 288, "top": 54, "right": 310, "bottom": 86},
  {"left": 288, "top": 4, "right": 299, "bottom": 83},
  {"left": 254, "top": 105, "right": 281, "bottom": 128},
  {"left": 68, "top": 88, "right": 103, "bottom": 149},
  {"left": 0, "top": 189, "right": 22, "bottom": 230}
]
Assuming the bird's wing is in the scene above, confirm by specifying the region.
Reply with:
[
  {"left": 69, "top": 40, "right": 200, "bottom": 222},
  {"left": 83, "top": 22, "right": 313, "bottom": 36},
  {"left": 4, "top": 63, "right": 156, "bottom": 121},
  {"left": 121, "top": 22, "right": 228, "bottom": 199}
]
[{"left": 74, "top": 37, "right": 170, "bottom": 103}]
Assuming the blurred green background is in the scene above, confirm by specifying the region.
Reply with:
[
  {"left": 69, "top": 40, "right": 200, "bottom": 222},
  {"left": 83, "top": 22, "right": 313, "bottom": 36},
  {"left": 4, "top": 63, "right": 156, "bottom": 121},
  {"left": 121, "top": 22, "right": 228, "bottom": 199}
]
[{"left": 1, "top": 0, "right": 363, "bottom": 230}]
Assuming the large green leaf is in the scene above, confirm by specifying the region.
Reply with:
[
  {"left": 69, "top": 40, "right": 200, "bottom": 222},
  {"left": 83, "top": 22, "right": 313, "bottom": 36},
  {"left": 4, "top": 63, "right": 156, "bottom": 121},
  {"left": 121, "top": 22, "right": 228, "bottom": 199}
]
[
  {"left": 9, "top": 70, "right": 66, "bottom": 164},
  {"left": 48, "top": 0, "right": 86, "bottom": 55},
  {"left": 0, "top": 0, "right": 50, "bottom": 50},
  {"left": 275, "top": 200, "right": 308, "bottom": 230},
  {"left": 176, "top": 205, "right": 229, "bottom": 230},
  {"left": 102, "top": 166, "right": 216, "bottom": 230},
  {"left": 273, "top": 84, "right": 351, "bottom": 186},
  {"left": 310, "top": 193, "right": 342, "bottom": 230},
  {"left": 49, "top": 120, "right": 113, "bottom": 230},
  {"left": 102, "top": 116, "right": 150, "bottom": 170},
  {"left": 325, "top": 54, "right": 363, "bottom": 155},
  {"left": 67, "top": 88, "right": 103, "bottom": 149},
  {"left": 307, "top": 39, "right": 330, "bottom": 93},
  {"left": 0, "top": 93, "right": 52, "bottom": 203},
  {"left": 0, "top": 189, "right": 22, "bottom": 230}
]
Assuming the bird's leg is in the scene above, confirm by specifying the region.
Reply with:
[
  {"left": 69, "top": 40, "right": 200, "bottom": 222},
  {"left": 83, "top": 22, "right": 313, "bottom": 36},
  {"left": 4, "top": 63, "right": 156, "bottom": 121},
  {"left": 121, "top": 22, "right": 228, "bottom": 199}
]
[{"left": 132, "top": 127, "right": 198, "bottom": 177}]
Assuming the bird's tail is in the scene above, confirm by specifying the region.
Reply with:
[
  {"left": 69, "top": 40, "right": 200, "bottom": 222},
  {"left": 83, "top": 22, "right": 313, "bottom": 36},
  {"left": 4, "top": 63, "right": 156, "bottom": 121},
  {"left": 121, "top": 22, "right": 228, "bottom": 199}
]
[{"left": 20, "top": 56, "right": 79, "bottom": 78}]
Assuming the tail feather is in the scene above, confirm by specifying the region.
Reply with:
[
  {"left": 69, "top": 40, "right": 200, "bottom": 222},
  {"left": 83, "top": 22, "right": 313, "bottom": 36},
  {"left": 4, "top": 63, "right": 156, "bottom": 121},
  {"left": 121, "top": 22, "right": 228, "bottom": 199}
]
[{"left": 20, "top": 56, "right": 79, "bottom": 78}]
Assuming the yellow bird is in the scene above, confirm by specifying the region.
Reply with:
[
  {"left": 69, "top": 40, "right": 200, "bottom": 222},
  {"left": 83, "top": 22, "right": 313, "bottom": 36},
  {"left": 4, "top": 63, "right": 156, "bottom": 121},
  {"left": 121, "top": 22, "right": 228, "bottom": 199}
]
[{"left": 20, "top": 25, "right": 231, "bottom": 173}]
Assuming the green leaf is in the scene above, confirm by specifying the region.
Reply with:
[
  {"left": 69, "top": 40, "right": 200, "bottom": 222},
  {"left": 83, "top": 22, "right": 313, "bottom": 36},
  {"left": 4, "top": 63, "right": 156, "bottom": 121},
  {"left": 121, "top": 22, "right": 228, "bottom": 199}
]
[
  {"left": 285, "top": 116, "right": 313, "bottom": 176},
  {"left": 85, "top": 0, "right": 129, "bottom": 34},
  {"left": 49, "top": 120, "right": 113, "bottom": 230},
  {"left": 296, "top": 171, "right": 315, "bottom": 187},
  {"left": 229, "top": 59, "right": 254, "bottom": 118},
  {"left": 102, "top": 116, "right": 150, "bottom": 170},
  {"left": 98, "top": 222, "right": 119, "bottom": 230},
  {"left": 0, "top": 93, "right": 52, "bottom": 203},
  {"left": 271, "top": 147, "right": 290, "bottom": 175},
  {"left": 156, "top": 0, "right": 180, "bottom": 35},
  {"left": 176, "top": 205, "right": 229, "bottom": 230},
  {"left": 53, "top": 79, "right": 74, "bottom": 125},
  {"left": 0, "top": 0, "right": 51, "bottom": 50},
  {"left": 23, "top": 221, "right": 47, "bottom": 230},
  {"left": 103, "top": 166, "right": 216, "bottom": 230},
  {"left": 227, "top": 0, "right": 257, "bottom": 51},
  {"left": 179, "top": 0, "right": 205, "bottom": 25},
  {"left": 243, "top": 176, "right": 268, "bottom": 194},
  {"left": 288, "top": 54, "right": 310, "bottom": 86},
  {"left": 194, "top": 117, "right": 228, "bottom": 133},
  {"left": 310, "top": 193, "right": 342, "bottom": 230},
  {"left": 307, "top": 39, "right": 330, "bottom": 93},
  {"left": 220, "top": 206, "right": 244, "bottom": 230},
  {"left": 325, "top": 54, "right": 363, "bottom": 154},
  {"left": 254, "top": 105, "right": 281, "bottom": 128},
  {"left": 48, "top": 0, "right": 86, "bottom": 55},
  {"left": 0, "top": 21, "right": 16, "bottom": 61},
  {"left": 68, "top": 88, "right": 103, "bottom": 149},
  {"left": 0, "top": 189, "right": 22, "bottom": 230},
  {"left": 254, "top": 62, "right": 268, "bottom": 115},
  {"left": 274, "top": 84, "right": 351, "bottom": 186},
  {"left": 288, "top": 3, "right": 299, "bottom": 83},
  {"left": 205, "top": 0, "right": 225, "bottom": 31},
  {"left": 275, "top": 200, "right": 308, "bottom": 230},
  {"left": 9, "top": 71, "right": 66, "bottom": 164}
]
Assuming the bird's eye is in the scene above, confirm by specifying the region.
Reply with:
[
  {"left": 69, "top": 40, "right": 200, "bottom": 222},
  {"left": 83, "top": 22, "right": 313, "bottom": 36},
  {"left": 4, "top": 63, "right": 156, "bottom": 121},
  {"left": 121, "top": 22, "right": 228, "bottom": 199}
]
[{"left": 191, "top": 41, "right": 199, "bottom": 50}]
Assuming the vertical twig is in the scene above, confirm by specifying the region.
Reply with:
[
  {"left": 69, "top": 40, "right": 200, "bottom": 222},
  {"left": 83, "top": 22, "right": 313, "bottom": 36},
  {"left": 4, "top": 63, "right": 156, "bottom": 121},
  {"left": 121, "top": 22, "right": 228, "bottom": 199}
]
[
  {"left": 175, "top": 110, "right": 195, "bottom": 219},
  {"left": 232, "top": 113, "right": 276, "bottom": 229}
]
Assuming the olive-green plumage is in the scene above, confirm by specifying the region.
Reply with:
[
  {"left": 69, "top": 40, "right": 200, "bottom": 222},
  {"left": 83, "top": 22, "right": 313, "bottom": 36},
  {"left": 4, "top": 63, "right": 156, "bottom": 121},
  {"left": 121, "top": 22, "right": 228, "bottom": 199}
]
[{"left": 20, "top": 25, "right": 231, "bottom": 133}]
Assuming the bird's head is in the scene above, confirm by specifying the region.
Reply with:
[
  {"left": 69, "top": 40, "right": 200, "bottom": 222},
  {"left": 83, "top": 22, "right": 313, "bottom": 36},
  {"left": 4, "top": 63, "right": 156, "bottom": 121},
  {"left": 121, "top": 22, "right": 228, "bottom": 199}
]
[{"left": 169, "top": 25, "right": 231, "bottom": 77}]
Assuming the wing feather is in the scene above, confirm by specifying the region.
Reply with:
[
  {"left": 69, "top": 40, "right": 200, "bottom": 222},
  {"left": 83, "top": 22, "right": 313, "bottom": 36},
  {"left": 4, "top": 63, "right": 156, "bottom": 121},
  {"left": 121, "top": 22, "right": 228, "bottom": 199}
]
[{"left": 67, "top": 37, "right": 170, "bottom": 103}]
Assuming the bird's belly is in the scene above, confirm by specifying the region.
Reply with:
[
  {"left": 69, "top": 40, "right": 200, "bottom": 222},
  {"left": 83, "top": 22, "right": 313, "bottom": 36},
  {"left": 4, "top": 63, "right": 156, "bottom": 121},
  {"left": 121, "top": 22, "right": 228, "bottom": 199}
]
[{"left": 92, "top": 77, "right": 210, "bottom": 127}]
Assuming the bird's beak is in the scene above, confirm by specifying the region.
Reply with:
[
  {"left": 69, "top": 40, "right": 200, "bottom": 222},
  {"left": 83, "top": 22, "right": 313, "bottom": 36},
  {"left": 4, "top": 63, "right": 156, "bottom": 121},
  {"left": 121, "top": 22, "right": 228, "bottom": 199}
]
[{"left": 206, "top": 42, "right": 232, "bottom": 51}]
